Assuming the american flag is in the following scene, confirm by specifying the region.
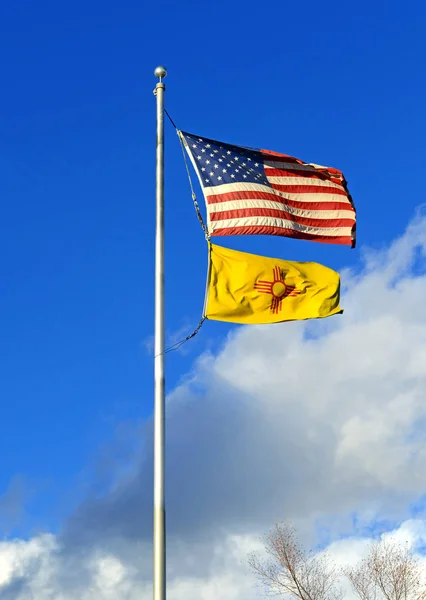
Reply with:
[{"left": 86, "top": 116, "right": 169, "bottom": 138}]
[{"left": 180, "top": 131, "right": 356, "bottom": 247}]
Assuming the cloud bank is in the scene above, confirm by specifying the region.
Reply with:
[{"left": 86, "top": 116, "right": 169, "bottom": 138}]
[{"left": 1, "top": 209, "right": 426, "bottom": 598}]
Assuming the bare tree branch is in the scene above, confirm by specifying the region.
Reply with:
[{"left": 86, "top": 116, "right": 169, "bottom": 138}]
[
  {"left": 249, "top": 523, "right": 343, "bottom": 600},
  {"left": 250, "top": 523, "right": 426, "bottom": 600},
  {"left": 344, "top": 537, "right": 426, "bottom": 600}
]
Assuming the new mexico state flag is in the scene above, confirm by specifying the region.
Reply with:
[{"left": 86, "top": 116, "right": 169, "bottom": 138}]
[{"left": 205, "top": 244, "right": 342, "bottom": 325}]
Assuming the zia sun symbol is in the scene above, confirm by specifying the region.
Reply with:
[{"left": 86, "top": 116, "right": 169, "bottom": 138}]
[{"left": 254, "top": 266, "right": 300, "bottom": 314}]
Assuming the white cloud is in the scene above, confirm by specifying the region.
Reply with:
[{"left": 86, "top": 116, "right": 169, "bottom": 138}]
[
  {"left": 2, "top": 521, "right": 426, "bottom": 599},
  {"left": 2, "top": 210, "right": 426, "bottom": 597},
  {"left": 0, "top": 534, "right": 262, "bottom": 599}
]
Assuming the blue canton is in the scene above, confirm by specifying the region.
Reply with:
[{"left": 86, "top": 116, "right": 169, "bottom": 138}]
[{"left": 182, "top": 132, "right": 269, "bottom": 188}]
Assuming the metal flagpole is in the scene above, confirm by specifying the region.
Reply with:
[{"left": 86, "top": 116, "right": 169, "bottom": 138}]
[{"left": 153, "top": 65, "right": 167, "bottom": 600}]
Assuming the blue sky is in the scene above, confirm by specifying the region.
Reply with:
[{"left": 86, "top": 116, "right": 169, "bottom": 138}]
[{"left": 1, "top": 0, "right": 425, "bottom": 545}]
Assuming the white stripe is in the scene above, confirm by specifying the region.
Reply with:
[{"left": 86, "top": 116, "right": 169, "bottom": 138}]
[
  {"left": 210, "top": 216, "right": 352, "bottom": 237},
  {"left": 208, "top": 200, "right": 355, "bottom": 220},
  {"left": 205, "top": 182, "right": 275, "bottom": 196},
  {"left": 204, "top": 182, "right": 346, "bottom": 200},
  {"left": 266, "top": 175, "right": 344, "bottom": 190},
  {"left": 205, "top": 187, "right": 350, "bottom": 206}
]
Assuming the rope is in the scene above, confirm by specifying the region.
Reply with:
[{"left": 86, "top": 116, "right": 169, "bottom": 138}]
[
  {"left": 152, "top": 109, "right": 208, "bottom": 355},
  {"left": 177, "top": 131, "right": 210, "bottom": 239},
  {"left": 156, "top": 317, "right": 206, "bottom": 356},
  {"left": 163, "top": 108, "right": 209, "bottom": 240},
  {"left": 164, "top": 108, "right": 177, "bottom": 130}
]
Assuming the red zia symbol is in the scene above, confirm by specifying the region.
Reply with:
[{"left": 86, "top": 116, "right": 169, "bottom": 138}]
[{"left": 254, "top": 266, "right": 300, "bottom": 314}]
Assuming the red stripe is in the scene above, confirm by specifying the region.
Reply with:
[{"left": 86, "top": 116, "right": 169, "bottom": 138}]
[
  {"left": 205, "top": 190, "right": 355, "bottom": 210},
  {"left": 269, "top": 183, "right": 348, "bottom": 196},
  {"left": 210, "top": 208, "right": 355, "bottom": 229},
  {"left": 264, "top": 167, "right": 345, "bottom": 183},
  {"left": 211, "top": 225, "right": 354, "bottom": 247},
  {"left": 261, "top": 151, "right": 344, "bottom": 176}
]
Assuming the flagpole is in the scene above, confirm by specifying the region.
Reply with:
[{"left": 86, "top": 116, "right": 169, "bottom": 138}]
[{"left": 153, "top": 65, "right": 167, "bottom": 600}]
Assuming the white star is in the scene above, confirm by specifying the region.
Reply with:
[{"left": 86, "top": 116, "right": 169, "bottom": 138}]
[
  {"left": 210, "top": 153, "right": 214, "bottom": 157},
  {"left": 206, "top": 160, "right": 210, "bottom": 164},
  {"left": 202, "top": 149, "right": 206, "bottom": 153},
  {"left": 218, "top": 176, "right": 222, "bottom": 181},
  {"left": 222, "top": 169, "right": 227, "bottom": 173},
  {"left": 227, "top": 163, "right": 231, "bottom": 167},
  {"left": 201, "top": 167, "right": 206, "bottom": 171},
  {"left": 214, "top": 150, "right": 219, "bottom": 153},
  {"left": 209, "top": 171, "right": 214, "bottom": 176},
  {"left": 231, "top": 174, "right": 235, "bottom": 178},
  {"left": 206, "top": 144, "right": 211, "bottom": 148},
  {"left": 247, "top": 157, "right": 252, "bottom": 161},
  {"left": 243, "top": 174, "right": 247, "bottom": 178},
  {"left": 234, "top": 157, "right": 239, "bottom": 161},
  {"left": 235, "top": 169, "right": 239, "bottom": 172},
  {"left": 255, "top": 163, "right": 259, "bottom": 167},
  {"left": 198, "top": 138, "right": 203, "bottom": 141},
  {"left": 218, "top": 159, "right": 223, "bottom": 162},
  {"left": 214, "top": 164, "right": 219, "bottom": 169},
  {"left": 242, "top": 162, "right": 246, "bottom": 167},
  {"left": 192, "top": 144, "right": 197, "bottom": 148},
  {"left": 227, "top": 150, "right": 231, "bottom": 155},
  {"left": 197, "top": 155, "right": 202, "bottom": 160}
]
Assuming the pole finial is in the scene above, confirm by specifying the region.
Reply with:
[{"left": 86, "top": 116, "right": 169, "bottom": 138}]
[{"left": 154, "top": 66, "right": 167, "bottom": 81}]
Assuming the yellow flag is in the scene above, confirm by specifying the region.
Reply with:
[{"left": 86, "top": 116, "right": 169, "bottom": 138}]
[{"left": 205, "top": 244, "right": 342, "bottom": 325}]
